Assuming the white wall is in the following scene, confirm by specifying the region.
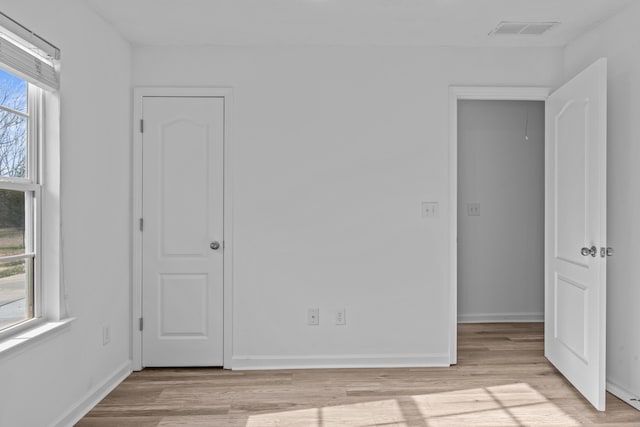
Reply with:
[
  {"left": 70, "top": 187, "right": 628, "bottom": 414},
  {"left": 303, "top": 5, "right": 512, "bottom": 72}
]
[
  {"left": 564, "top": 2, "right": 640, "bottom": 405},
  {"left": 134, "top": 46, "right": 562, "bottom": 368},
  {"left": 457, "top": 100, "right": 545, "bottom": 323},
  {"left": 0, "top": 1, "right": 132, "bottom": 425}
]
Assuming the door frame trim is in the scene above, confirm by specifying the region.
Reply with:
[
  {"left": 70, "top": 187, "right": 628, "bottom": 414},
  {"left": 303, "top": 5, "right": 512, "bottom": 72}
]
[
  {"left": 448, "top": 86, "right": 550, "bottom": 364},
  {"left": 132, "top": 87, "right": 234, "bottom": 370}
]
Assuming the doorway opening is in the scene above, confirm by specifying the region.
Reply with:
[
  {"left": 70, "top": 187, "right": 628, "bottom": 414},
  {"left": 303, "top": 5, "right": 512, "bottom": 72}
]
[
  {"left": 456, "top": 99, "right": 545, "bottom": 363},
  {"left": 457, "top": 100, "right": 545, "bottom": 323},
  {"left": 457, "top": 99, "right": 545, "bottom": 366},
  {"left": 448, "top": 87, "right": 550, "bottom": 365}
]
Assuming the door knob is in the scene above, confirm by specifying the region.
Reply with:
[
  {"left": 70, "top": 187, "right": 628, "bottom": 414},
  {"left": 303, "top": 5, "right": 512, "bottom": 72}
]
[
  {"left": 581, "top": 246, "right": 597, "bottom": 257},
  {"left": 210, "top": 241, "right": 220, "bottom": 250}
]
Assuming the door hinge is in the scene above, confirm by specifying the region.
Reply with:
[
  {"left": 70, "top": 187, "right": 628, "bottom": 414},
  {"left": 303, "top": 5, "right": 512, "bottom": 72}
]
[
  {"left": 139, "top": 218, "right": 144, "bottom": 231},
  {"left": 139, "top": 317, "right": 143, "bottom": 331},
  {"left": 140, "top": 119, "right": 144, "bottom": 133}
]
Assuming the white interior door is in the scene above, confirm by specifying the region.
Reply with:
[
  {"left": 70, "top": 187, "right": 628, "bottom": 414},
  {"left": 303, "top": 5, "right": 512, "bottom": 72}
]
[
  {"left": 545, "top": 58, "right": 607, "bottom": 410},
  {"left": 142, "top": 96, "right": 224, "bottom": 367}
]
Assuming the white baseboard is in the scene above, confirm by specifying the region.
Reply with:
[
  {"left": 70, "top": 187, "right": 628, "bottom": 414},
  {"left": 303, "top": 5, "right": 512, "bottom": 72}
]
[
  {"left": 607, "top": 380, "right": 640, "bottom": 411},
  {"left": 458, "top": 312, "right": 544, "bottom": 323},
  {"left": 231, "top": 353, "right": 450, "bottom": 370},
  {"left": 52, "top": 360, "right": 132, "bottom": 427}
]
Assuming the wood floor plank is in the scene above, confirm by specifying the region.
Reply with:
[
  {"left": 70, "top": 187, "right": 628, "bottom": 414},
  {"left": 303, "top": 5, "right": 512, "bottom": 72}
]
[{"left": 77, "top": 323, "right": 640, "bottom": 426}]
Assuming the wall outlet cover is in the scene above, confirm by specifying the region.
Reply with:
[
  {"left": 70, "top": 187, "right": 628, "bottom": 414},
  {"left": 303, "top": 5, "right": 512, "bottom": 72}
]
[{"left": 467, "top": 202, "right": 481, "bottom": 216}]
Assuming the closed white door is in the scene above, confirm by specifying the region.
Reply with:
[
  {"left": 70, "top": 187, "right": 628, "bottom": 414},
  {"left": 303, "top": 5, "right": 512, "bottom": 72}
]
[
  {"left": 545, "top": 58, "right": 607, "bottom": 410},
  {"left": 142, "top": 96, "right": 224, "bottom": 366}
]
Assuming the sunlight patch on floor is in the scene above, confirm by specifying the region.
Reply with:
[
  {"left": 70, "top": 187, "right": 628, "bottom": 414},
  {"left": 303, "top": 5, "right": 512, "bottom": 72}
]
[
  {"left": 245, "top": 383, "right": 580, "bottom": 426},
  {"left": 246, "top": 399, "right": 405, "bottom": 427},
  {"left": 412, "top": 383, "right": 580, "bottom": 426}
]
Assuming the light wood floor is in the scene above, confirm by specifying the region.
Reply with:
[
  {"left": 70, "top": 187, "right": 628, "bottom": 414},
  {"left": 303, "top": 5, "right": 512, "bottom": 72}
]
[{"left": 77, "top": 323, "right": 640, "bottom": 426}]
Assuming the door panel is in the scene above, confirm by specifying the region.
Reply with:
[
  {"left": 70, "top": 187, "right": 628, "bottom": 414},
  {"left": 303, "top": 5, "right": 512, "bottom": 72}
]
[
  {"left": 555, "top": 100, "right": 589, "bottom": 266},
  {"left": 159, "top": 274, "right": 208, "bottom": 336},
  {"left": 160, "top": 119, "right": 210, "bottom": 256},
  {"left": 545, "top": 58, "right": 607, "bottom": 410},
  {"left": 142, "top": 96, "right": 224, "bottom": 367},
  {"left": 554, "top": 275, "right": 587, "bottom": 360}
]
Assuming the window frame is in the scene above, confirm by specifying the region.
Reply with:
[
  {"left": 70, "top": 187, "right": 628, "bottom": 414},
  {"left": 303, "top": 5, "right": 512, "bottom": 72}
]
[{"left": 0, "top": 80, "right": 43, "bottom": 339}]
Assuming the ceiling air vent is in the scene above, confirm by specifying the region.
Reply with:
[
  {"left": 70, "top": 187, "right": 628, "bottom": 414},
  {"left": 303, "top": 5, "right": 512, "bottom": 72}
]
[{"left": 489, "top": 21, "right": 559, "bottom": 36}]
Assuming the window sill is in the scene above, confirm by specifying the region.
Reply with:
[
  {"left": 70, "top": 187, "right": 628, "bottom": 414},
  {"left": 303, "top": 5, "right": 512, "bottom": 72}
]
[{"left": 0, "top": 318, "right": 75, "bottom": 359}]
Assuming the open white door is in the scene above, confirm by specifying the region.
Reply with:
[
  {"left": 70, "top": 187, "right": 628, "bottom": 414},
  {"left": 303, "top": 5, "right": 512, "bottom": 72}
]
[{"left": 545, "top": 58, "right": 607, "bottom": 410}]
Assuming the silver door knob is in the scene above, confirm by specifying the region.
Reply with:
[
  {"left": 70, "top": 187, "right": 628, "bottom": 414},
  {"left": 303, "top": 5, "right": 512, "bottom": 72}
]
[
  {"left": 210, "top": 241, "right": 220, "bottom": 250},
  {"left": 581, "top": 246, "right": 597, "bottom": 257}
]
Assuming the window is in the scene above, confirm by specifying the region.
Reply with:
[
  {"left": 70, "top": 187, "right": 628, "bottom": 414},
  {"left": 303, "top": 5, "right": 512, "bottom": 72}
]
[
  {"left": 0, "top": 69, "right": 41, "bottom": 332},
  {"left": 0, "top": 12, "right": 59, "bottom": 338}
]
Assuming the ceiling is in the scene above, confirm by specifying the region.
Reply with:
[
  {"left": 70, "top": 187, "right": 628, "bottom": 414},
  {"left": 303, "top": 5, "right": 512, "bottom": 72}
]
[{"left": 82, "top": 0, "right": 634, "bottom": 47}]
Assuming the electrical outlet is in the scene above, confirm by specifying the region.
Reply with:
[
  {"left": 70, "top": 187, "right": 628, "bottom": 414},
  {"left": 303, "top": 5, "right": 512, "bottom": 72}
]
[
  {"left": 308, "top": 308, "right": 319, "bottom": 326},
  {"left": 335, "top": 309, "right": 346, "bottom": 325},
  {"left": 422, "top": 202, "right": 439, "bottom": 218},
  {"left": 102, "top": 325, "right": 111, "bottom": 346},
  {"left": 467, "top": 202, "right": 481, "bottom": 216}
]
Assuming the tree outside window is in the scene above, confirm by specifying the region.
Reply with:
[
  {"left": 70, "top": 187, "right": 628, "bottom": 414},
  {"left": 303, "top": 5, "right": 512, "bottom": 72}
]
[{"left": 0, "top": 68, "right": 33, "bottom": 331}]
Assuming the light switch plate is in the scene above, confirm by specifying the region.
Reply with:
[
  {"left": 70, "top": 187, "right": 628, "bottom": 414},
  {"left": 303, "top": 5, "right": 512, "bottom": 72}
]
[
  {"left": 422, "top": 202, "right": 439, "bottom": 218},
  {"left": 308, "top": 308, "right": 319, "bottom": 326}
]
